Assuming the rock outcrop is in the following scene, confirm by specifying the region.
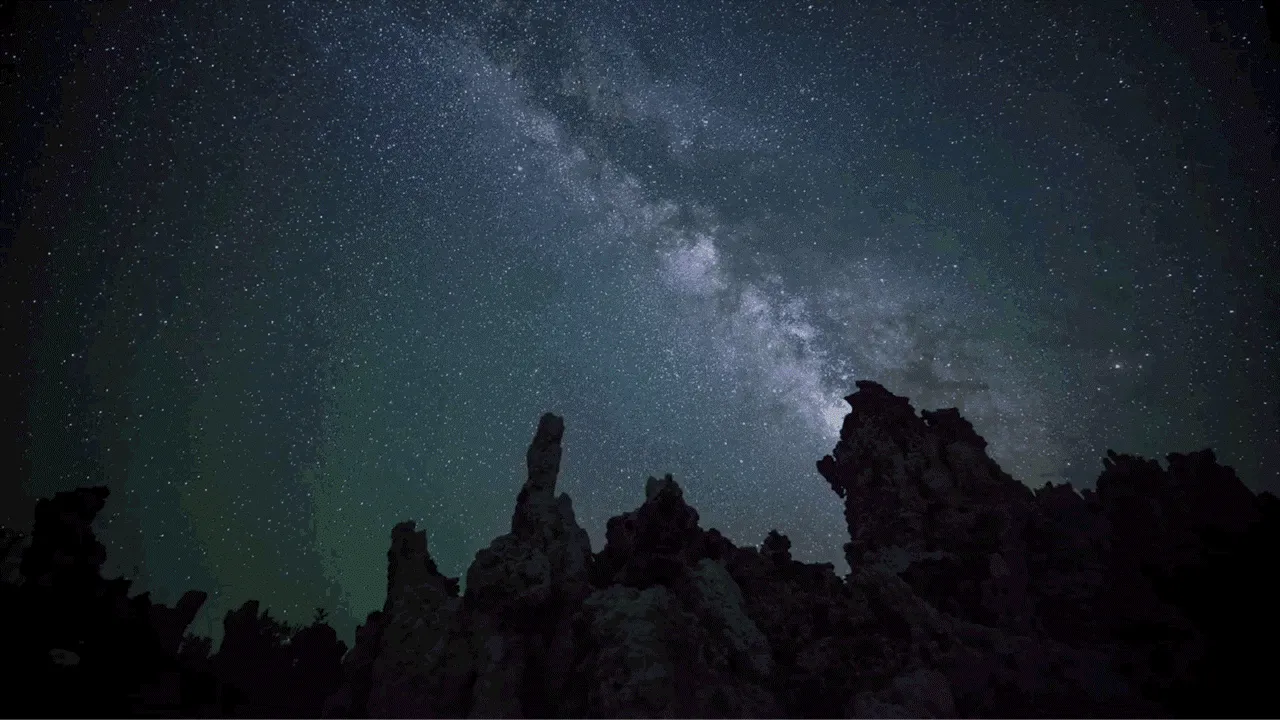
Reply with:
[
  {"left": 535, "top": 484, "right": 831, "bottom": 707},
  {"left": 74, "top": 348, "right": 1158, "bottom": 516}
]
[
  {"left": 0, "top": 485, "right": 346, "bottom": 717},
  {"left": 326, "top": 412, "right": 598, "bottom": 718},
  {"left": 214, "top": 599, "right": 347, "bottom": 717},
  {"left": 558, "top": 476, "right": 780, "bottom": 718},
  {"left": 816, "top": 381, "right": 1278, "bottom": 717},
  {"left": 4, "top": 382, "right": 1277, "bottom": 717},
  {"left": 324, "top": 389, "right": 1277, "bottom": 717},
  {"left": 0, "top": 487, "right": 224, "bottom": 716}
]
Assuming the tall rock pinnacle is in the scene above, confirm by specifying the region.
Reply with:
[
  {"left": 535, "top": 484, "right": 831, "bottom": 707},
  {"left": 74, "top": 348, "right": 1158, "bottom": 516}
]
[
  {"left": 526, "top": 413, "right": 565, "bottom": 493},
  {"left": 512, "top": 413, "right": 568, "bottom": 541}
]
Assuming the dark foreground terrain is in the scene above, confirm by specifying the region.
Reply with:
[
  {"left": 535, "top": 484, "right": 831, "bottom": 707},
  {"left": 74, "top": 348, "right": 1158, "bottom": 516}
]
[{"left": 3, "top": 381, "right": 1276, "bottom": 717}]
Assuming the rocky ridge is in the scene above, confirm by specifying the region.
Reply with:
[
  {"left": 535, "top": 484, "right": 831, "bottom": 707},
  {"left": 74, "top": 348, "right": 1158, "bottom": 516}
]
[{"left": 2, "top": 381, "right": 1276, "bottom": 717}]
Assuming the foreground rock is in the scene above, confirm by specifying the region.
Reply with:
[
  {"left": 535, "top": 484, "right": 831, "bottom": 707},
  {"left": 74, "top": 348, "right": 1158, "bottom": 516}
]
[
  {"left": 323, "top": 388, "right": 1276, "bottom": 717},
  {"left": 0, "top": 487, "right": 345, "bottom": 717},
  {"left": 816, "top": 381, "right": 1278, "bottom": 717},
  {"left": 4, "top": 383, "right": 1277, "bottom": 717},
  {"left": 326, "top": 416, "right": 780, "bottom": 718},
  {"left": 0, "top": 487, "right": 224, "bottom": 716}
]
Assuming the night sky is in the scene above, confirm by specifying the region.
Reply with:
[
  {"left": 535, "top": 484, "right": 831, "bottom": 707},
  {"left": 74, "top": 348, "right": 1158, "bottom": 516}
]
[{"left": 6, "top": 0, "right": 1278, "bottom": 640}]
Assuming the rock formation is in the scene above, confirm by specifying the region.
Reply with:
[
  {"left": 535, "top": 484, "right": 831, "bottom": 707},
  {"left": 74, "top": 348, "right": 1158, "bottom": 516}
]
[
  {"left": 815, "top": 381, "right": 1278, "bottom": 717},
  {"left": 3, "top": 382, "right": 1277, "bottom": 717},
  {"left": 0, "top": 486, "right": 344, "bottom": 717},
  {"left": 1, "top": 487, "right": 225, "bottom": 716}
]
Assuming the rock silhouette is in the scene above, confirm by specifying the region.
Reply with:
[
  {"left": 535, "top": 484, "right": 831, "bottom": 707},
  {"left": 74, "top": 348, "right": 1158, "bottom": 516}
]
[{"left": 2, "top": 382, "right": 1276, "bottom": 717}]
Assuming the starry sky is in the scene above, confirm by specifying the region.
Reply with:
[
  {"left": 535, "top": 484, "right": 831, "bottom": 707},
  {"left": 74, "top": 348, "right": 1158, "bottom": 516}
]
[{"left": 6, "top": 0, "right": 1278, "bottom": 640}]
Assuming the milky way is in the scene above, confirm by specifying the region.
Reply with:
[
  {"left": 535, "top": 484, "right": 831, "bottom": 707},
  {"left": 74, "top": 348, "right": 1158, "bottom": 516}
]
[{"left": 12, "top": 0, "right": 1277, "bottom": 640}]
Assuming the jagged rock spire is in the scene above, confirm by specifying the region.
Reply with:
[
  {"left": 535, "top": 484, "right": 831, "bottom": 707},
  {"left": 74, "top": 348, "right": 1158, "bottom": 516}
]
[
  {"left": 385, "top": 520, "right": 458, "bottom": 606},
  {"left": 365, "top": 522, "right": 461, "bottom": 718},
  {"left": 525, "top": 412, "right": 564, "bottom": 493},
  {"left": 511, "top": 412, "right": 567, "bottom": 541},
  {"left": 816, "top": 380, "right": 1025, "bottom": 573}
]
